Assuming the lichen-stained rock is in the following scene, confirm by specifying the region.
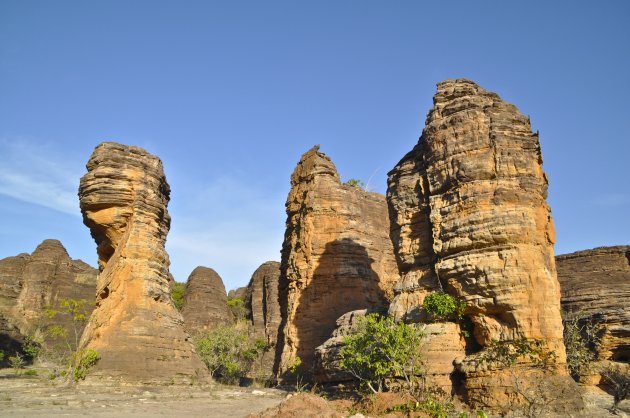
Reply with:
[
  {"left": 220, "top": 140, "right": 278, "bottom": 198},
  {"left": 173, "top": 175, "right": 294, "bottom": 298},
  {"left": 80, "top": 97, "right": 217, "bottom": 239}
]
[
  {"left": 387, "top": 79, "right": 580, "bottom": 411},
  {"left": 182, "top": 266, "right": 232, "bottom": 335},
  {"left": 557, "top": 246, "right": 630, "bottom": 367},
  {"left": 0, "top": 239, "right": 97, "bottom": 355},
  {"left": 276, "top": 146, "right": 399, "bottom": 380},
  {"left": 78, "top": 142, "right": 207, "bottom": 382}
]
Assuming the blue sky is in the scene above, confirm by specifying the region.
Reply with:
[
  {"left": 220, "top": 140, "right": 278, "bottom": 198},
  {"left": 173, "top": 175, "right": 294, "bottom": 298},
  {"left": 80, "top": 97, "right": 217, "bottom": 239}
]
[{"left": 1, "top": 1, "right": 628, "bottom": 290}]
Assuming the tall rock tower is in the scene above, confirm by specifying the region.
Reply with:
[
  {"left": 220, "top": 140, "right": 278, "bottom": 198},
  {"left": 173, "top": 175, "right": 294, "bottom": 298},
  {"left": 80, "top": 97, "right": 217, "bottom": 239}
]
[
  {"left": 387, "top": 80, "right": 581, "bottom": 411},
  {"left": 78, "top": 142, "right": 207, "bottom": 382}
]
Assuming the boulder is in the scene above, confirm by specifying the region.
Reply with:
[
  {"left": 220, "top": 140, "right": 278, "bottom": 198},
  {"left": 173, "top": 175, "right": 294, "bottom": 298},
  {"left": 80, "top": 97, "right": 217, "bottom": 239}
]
[
  {"left": 77, "top": 142, "right": 207, "bottom": 382},
  {"left": 387, "top": 79, "right": 581, "bottom": 412},
  {"left": 275, "top": 146, "right": 399, "bottom": 380},
  {"left": 182, "top": 266, "right": 232, "bottom": 335}
]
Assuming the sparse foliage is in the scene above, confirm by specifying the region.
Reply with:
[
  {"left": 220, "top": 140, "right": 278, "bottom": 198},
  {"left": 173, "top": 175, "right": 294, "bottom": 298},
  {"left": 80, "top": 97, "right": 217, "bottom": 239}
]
[
  {"left": 194, "top": 324, "right": 262, "bottom": 385},
  {"left": 562, "top": 313, "right": 602, "bottom": 379},
  {"left": 344, "top": 178, "right": 366, "bottom": 189},
  {"left": 227, "top": 297, "right": 246, "bottom": 321},
  {"left": 70, "top": 348, "right": 100, "bottom": 381},
  {"left": 9, "top": 353, "right": 25, "bottom": 374},
  {"left": 171, "top": 282, "right": 186, "bottom": 311},
  {"left": 340, "top": 313, "right": 424, "bottom": 394}
]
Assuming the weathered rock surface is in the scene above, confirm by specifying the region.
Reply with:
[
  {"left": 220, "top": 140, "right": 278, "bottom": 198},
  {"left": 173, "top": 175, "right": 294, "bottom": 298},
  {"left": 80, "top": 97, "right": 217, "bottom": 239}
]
[
  {"left": 314, "top": 309, "right": 373, "bottom": 383},
  {"left": 181, "top": 266, "right": 232, "bottom": 335},
  {"left": 387, "top": 79, "right": 580, "bottom": 411},
  {"left": 0, "top": 240, "right": 97, "bottom": 358},
  {"left": 557, "top": 246, "right": 630, "bottom": 367},
  {"left": 275, "top": 146, "right": 399, "bottom": 380},
  {"left": 78, "top": 142, "right": 207, "bottom": 382},
  {"left": 244, "top": 261, "right": 281, "bottom": 346}
]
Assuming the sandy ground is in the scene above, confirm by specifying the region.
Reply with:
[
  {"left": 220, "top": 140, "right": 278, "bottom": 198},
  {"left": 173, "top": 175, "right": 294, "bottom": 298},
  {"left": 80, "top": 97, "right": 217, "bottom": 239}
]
[
  {"left": 1, "top": 367, "right": 628, "bottom": 417},
  {"left": 0, "top": 368, "right": 287, "bottom": 418}
]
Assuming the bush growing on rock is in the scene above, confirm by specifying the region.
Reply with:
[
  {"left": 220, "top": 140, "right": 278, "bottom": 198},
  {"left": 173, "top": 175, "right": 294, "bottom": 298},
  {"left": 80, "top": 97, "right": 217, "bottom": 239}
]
[
  {"left": 422, "top": 292, "right": 465, "bottom": 322},
  {"left": 343, "top": 178, "right": 366, "bottom": 189},
  {"left": 340, "top": 313, "right": 424, "bottom": 394},
  {"left": 171, "top": 282, "right": 186, "bottom": 311},
  {"left": 562, "top": 313, "right": 602, "bottom": 379}
]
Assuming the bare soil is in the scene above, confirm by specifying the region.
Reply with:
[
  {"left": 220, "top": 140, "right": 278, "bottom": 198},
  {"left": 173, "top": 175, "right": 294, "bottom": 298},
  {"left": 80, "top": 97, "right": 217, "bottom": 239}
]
[{"left": 0, "top": 368, "right": 287, "bottom": 417}]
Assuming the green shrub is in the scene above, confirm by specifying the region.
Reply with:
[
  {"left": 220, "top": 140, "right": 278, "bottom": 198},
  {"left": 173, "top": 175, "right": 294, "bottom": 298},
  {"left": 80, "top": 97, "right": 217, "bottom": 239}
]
[
  {"left": 9, "top": 354, "right": 25, "bottom": 374},
  {"left": 340, "top": 313, "right": 424, "bottom": 394},
  {"left": 344, "top": 178, "right": 366, "bottom": 189},
  {"left": 478, "top": 338, "right": 556, "bottom": 369},
  {"left": 0, "top": 350, "right": 4, "bottom": 362},
  {"left": 71, "top": 348, "right": 100, "bottom": 381},
  {"left": 23, "top": 369, "right": 38, "bottom": 376},
  {"left": 194, "top": 324, "right": 262, "bottom": 385},
  {"left": 423, "top": 292, "right": 465, "bottom": 322},
  {"left": 22, "top": 336, "right": 41, "bottom": 361},
  {"left": 171, "top": 282, "right": 186, "bottom": 311},
  {"left": 227, "top": 298, "right": 246, "bottom": 321}
]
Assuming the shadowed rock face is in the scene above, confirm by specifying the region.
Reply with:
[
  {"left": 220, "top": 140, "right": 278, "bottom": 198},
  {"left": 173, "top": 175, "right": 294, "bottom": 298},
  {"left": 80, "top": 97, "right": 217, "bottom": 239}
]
[
  {"left": 245, "top": 261, "right": 281, "bottom": 346},
  {"left": 182, "top": 266, "right": 232, "bottom": 334},
  {"left": 78, "top": 142, "right": 207, "bottom": 382},
  {"left": 276, "top": 146, "right": 399, "bottom": 380},
  {"left": 0, "top": 240, "right": 97, "bottom": 358},
  {"left": 557, "top": 246, "right": 630, "bottom": 367},
  {"left": 387, "top": 80, "right": 580, "bottom": 411}
]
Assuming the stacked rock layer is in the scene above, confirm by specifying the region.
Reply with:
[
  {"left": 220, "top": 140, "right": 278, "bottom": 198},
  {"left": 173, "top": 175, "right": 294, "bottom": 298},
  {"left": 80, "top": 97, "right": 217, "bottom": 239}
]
[
  {"left": 276, "top": 146, "right": 399, "bottom": 379},
  {"left": 557, "top": 246, "right": 630, "bottom": 371},
  {"left": 78, "top": 142, "right": 207, "bottom": 382},
  {"left": 387, "top": 79, "right": 580, "bottom": 410},
  {"left": 182, "top": 266, "right": 232, "bottom": 335}
]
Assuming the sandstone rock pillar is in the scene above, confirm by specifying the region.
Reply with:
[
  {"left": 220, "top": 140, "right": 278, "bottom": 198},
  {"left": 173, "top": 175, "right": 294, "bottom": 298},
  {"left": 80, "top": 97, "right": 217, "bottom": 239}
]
[{"left": 78, "top": 142, "right": 207, "bottom": 382}]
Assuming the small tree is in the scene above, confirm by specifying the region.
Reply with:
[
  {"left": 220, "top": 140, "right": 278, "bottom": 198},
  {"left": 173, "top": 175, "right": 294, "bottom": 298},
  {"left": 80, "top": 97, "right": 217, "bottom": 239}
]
[
  {"left": 227, "top": 297, "right": 246, "bottom": 322},
  {"left": 171, "top": 282, "right": 186, "bottom": 311},
  {"left": 45, "top": 298, "right": 91, "bottom": 350},
  {"left": 194, "top": 324, "right": 262, "bottom": 385},
  {"left": 344, "top": 178, "right": 366, "bottom": 189},
  {"left": 340, "top": 313, "right": 424, "bottom": 394},
  {"left": 562, "top": 313, "right": 602, "bottom": 380}
]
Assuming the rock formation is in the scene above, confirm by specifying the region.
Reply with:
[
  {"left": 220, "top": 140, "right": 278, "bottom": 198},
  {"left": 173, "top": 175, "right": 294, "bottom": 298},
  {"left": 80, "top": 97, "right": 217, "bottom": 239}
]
[
  {"left": 557, "top": 246, "right": 630, "bottom": 374},
  {"left": 244, "top": 261, "right": 281, "bottom": 346},
  {"left": 387, "top": 79, "right": 580, "bottom": 411},
  {"left": 0, "top": 239, "right": 97, "bottom": 359},
  {"left": 276, "top": 146, "right": 399, "bottom": 380},
  {"left": 78, "top": 142, "right": 207, "bottom": 382},
  {"left": 181, "top": 266, "right": 232, "bottom": 334},
  {"left": 239, "top": 261, "right": 282, "bottom": 380}
]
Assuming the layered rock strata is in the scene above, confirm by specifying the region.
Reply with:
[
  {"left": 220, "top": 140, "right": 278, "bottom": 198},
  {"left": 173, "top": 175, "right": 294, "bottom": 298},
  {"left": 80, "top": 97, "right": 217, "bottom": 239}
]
[
  {"left": 387, "top": 79, "right": 580, "bottom": 411},
  {"left": 181, "top": 266, "right": 232, "bottom": 334},
  {"left": 276, "top": 146, "right": 399, "bottom": 380},
  {"left": 557, "top": 246, "right": 630, "bottom": 372},
  {"left": 242, "top": 261, "right": 281, "bottom": 380},
  {"left": 0, "top": 239, "right": 97, "bottom": 357},
  {"left": 78, "top": 142, "right": 207, "bottom": 382}
]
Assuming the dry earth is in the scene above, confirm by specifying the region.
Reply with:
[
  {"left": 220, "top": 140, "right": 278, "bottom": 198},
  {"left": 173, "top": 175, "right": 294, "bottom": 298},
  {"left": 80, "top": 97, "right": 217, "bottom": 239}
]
[
  {"left": 1, "top": 367, "right": 628, "bottom": 417},
  {"left": 0, "top": 368, "right": 287, "bottom": 418}
]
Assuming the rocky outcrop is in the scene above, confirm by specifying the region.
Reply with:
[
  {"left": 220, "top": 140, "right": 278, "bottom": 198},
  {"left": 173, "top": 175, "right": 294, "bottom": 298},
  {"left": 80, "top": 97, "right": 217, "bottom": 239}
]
[
  {"left": 244, "top": 261, "right": 281, "bottom": 346},
  {"left": 276, "top": 146, "right": 399, "bottom": 380},
  {"left": 387, "top": 79, "right": 580, "bottom": 411},
  {"left": 0, "top": 240, "right": 97, "bottom": 358},
  {"left": 557, "top": 246, "right": 630, "bottom": 369},
  {"left": 78, "top": 142, "right": 207, "bottom": 382},
  {"left": 182, "top": 266, "right": 232, "bottom": 335},
  {"left": 240, "top": 261, "right": 282, "bottom": 381}
]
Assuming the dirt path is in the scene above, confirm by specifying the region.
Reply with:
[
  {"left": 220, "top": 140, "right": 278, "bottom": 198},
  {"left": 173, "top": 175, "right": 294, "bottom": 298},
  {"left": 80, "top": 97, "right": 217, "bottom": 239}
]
[{"left": 0, "top": 369, "right": 287, "bottom": 417}]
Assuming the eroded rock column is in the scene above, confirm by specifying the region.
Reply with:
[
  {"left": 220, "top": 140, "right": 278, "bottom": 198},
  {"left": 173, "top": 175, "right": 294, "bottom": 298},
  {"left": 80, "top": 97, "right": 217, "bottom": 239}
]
[
  {"left": 276, "top": 146, "right": 399, "bottom": 380},
  {"left": 182, "top": 266, "right": 232, "bottom": 335},
  {"left": 78, "top": 142, "right": 207, "bottom": 382}
]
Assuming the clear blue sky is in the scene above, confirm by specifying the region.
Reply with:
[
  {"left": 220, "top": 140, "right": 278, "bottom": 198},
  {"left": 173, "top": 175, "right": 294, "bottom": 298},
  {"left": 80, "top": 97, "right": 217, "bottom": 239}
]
[{"left": 1, "top": 1, "right": 628, "bottom": 290}]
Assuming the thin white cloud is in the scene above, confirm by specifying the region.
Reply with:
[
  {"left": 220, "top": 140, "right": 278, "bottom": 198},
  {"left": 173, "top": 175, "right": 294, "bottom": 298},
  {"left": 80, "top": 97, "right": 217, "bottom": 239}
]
[{"left": 0, "top": 138, "right": 82, "bottom": 216}]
